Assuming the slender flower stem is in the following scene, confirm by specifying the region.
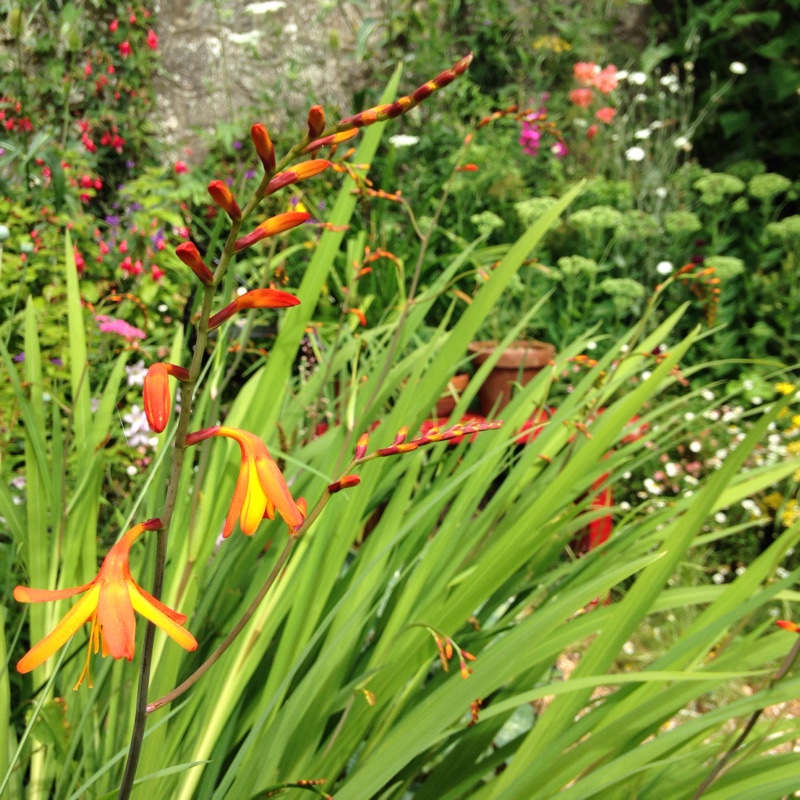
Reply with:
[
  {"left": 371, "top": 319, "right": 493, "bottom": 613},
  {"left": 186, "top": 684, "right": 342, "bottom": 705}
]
[{"left": 119, "top": 221, "right": 243, "bottom": 799}]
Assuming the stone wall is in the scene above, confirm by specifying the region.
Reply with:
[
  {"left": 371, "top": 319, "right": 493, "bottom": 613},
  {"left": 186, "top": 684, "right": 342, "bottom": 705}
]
[{"left": 153, "top": 0, "right": 374, "bottom": 158}]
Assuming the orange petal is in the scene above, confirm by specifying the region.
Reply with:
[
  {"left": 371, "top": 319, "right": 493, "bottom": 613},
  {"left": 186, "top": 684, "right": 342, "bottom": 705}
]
[
  {"left": 223, "top": 459, "right": 249, "bottom": 538},
  {"left": 97, "top": 580, "right": 137, "bottom": 660},
  {"left": 14, "top": 583, "right": 93, "bottom": 603},
  {"left": 129, "top": 579, "right": 187, "bottom": 624},
  {"left": 254, "top": 447, "right": 305, "bottom": 528},
  {"left": 17, "top": 585, "right": 100, "bottom": 673},
  {"left": 129, "top": 584, "right": 198, "bottom": 652}
]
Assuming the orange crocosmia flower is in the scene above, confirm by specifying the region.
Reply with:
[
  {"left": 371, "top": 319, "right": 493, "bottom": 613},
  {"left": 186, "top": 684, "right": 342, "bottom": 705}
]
[
  {"left": 14, "top": 518, "right": 197, "bottom": 688},
  {"left": 232, "top": 212, "right": 310, "bottom": 253},
  {"left": 185, "top": 427, "right": 305, "bottom": 537}
]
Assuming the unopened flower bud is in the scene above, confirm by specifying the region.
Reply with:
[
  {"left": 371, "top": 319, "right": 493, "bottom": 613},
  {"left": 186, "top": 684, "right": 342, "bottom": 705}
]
[
  {"left": 307, "top": 105, "right": 325, "bottom": 138},
  {"left": 207, "top": 180, "right": 242, "bottom": 220},
  {"left": 175, "top": 242, "right": 214, "bottom": 285},
  {"left": 251, "top": 123, "right": 276, "bottom": 172}
]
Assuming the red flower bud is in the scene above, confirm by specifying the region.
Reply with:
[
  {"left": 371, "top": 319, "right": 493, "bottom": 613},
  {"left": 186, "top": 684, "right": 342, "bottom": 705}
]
[
  {"left": 307, "top": 105, "right": 325, "bottom": 138},
  {"left": 143, "top": 363, "right": 190, "bottom": 433},
  {"left": 251, "top": 123, "right": 276, "bottom": 172},
  {"left": 207, "top": 180, "right": 242, "bottom": 220},
  {"left": 175, "top": 242, "right": 214, "bottom": 285},
  {"left": 264, "top": 160, "right": 331, "bottom": 196}
]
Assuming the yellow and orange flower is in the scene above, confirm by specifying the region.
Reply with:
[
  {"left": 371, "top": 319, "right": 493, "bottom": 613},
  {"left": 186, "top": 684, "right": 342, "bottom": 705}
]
[
  {"left": 207, "top": 288, "right": 300, "bottom": 330},
  {"left": 185, "top": 426, "right": 305, "bottom": 537},
  {"left": 14, "top": 518, "right": 197, "bottom": 688}
]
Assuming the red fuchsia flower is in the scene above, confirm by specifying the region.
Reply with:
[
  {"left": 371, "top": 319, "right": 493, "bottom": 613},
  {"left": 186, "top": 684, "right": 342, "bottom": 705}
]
[
  {"left": 151, "top": 265, "right": 164, "bottom": 282},
  {"left": 263, "top": 160, "right": 330, "bottom": 197},
  {"left": 185, "top": 427, "right": 305, "bottom": 537},
  {"left": 593, "top": 65, "right": 618, "bottom": 94},
  {"left": 207, "top": 180, "right": 242, "bottom": 220},
  {"left": 207, "top": 288, "right": 300, "bottom": 330},
  {"left": 174, "top": 160, "right": 188, "bottom": 174},
  {"left": 232, "top": 212, "right": 310, "bottom": 253},
  {"left": 307, "top": 105, "right": 325, "bottom": 138},
  {"left": 14, "top": 519, "right": 197, "bottom": 688},
  {"left": 251, "top": 123, "right": 276, "bottom": 172},
  {"left": 569, "top": 88, "right": 594, "bottom": 108},
  {"left": 84, "top": 62, "right": 92, "bottom": 77},
  {"left": 109, "top": 19, "right": 119, "bottom": 32},
  {"left": 143, "top": 363, "right": 189, "bottom": 432},
  {"left": 595, "top": 106, "right": 617, "bottom": 124},
  {"left": 175, "top": 241, "right": 214, "bottom": 285},
  {"left": 119, "top": 40, "right": 132, "bottom": 58},
  {"left": 146, "top": 29, "right": 158, "bottom": 49},
  {"left": 573, "top": 61, "right": 598, "bottom": 85},
  {"left": 586, "top": 123, "right": 599, "bottom": 141}
]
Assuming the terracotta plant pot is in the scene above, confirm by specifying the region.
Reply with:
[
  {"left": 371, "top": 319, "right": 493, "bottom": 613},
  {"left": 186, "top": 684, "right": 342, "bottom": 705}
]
[
  {"left": 468, "top": 339, "right": 556, "bottom": 415},
  {"left": 435, "top": 373, "right": 470, "bottom": 417}
]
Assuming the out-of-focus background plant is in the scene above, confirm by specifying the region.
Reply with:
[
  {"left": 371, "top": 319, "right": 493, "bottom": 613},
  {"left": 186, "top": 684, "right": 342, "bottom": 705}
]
[{"left": 3, "top": 0, "right": 800, "bottom": 797}]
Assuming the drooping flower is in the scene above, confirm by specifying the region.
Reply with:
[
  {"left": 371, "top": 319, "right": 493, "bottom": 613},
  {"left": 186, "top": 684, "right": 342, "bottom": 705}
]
[
  {"left": 146, "top": 29, "right": 158, "bottom": 49},
  {"left": 14, "top": 519, "right": 197, "bottom": 687},
  {"left": 185, "top": 427, "right": 305, "bottom": 536},
  {"left": 119, "top": 40, "right": 132, "bottom": 58},
  {"left": 208, "top": 288, "right": 300, "bottom": 330},
  {"left": 143, "top": 363, "right": 190, "bottom": 432}
]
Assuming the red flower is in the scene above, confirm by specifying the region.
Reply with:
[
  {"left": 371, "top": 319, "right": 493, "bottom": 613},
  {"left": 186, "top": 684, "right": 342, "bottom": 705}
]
[
  {"left": 146, "top": 29, "right": 158, "bottom": 50},
  {"left": 569, "top": 88, "right": 594, "bottom": 108},
  {"left": 119, "top": 41, "right": 132, "bottom": 58},
  {"left": 174, "top": 160, "right": 188, "bottom": 174},
  {"left": 143, "top": 363, "right": 189, "bottom": 432},
  {"left": 595, "top": 107, "right": 617, "bottom": 124},
  {"left": 109, "top": 19, "right": 119, "bottom": 32}
]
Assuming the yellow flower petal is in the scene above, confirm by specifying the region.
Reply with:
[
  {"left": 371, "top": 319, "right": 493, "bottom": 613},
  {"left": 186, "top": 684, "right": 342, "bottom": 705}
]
[{"left": 128, "top": 584, "right": 198, "bottom": 652}]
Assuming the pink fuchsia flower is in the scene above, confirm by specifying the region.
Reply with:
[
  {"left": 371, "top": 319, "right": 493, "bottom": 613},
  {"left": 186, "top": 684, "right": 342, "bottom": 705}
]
[
  {"left": 593, "top": 65, "right": 618, "bottom": 94},
  {"left": 118, "top": 41, "right": 132, "bottom": 58},
  {"left": 595, "top": 106, "right": 617, "bottom": 124},
  {"left": 551, "top": 141, "right": 569, "bottom": 159},
  {"left": 14, "top": 519, "right": 197, "bottom": 687},
  {"left": 174, "top": 160, "right": 188, "bottom": 174},
  {"left": 185, "top": 426, "right": 306, "bottom": 537},
  {"left": 96, "top": 315, "right": 146, "bottom": 341},
  {"left": 569, "top": 88, "right": 594, "bottom": 108},
  {"left": 519, "top": 119, "right": 541, "bottom": 156},
  {"left": 573, "top": 61, "right": 598, "bottom": 85},
  {"left": 146, "top": 29, "right": 158, "bottom": 49},
  {"left": 109, "top": 19, "right": 119, "bottom": 32}
]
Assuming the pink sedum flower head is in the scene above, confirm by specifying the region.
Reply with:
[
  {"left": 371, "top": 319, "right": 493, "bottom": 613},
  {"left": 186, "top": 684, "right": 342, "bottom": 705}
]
[{"left": 96, "top": 315, "right": 146, "bottom": 341}]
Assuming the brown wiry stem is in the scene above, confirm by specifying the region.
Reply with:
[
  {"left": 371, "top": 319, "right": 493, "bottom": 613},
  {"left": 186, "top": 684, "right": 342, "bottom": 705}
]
[{"left": 146, "top": 491, "right": 331, "bottom": 713}]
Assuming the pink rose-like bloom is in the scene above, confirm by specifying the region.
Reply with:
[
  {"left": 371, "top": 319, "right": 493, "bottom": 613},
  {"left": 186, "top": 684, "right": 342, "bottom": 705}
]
[
  {"left": 96, "top": 315, "right": 146, "bottom": 341},
  {"left": 573, "top": 62, "right": 598, "bottom": 85},
  {"left": 595, "top": 106, "right": 617, "bottom": 124},
  {"left": 569, "top": 88, "right": 594, "bottom": 108},
  {"left": 593, "top": 65, "right": 618, "bottom": 94},
  {"left": 146, "top": 30, "right": 158, "bottom": 50},
  {"left": 119, "top": 41, "right": 132, "bottom": 58}
]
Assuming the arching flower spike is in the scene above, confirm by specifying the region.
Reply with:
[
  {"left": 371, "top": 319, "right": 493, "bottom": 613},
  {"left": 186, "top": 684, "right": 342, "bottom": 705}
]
[
  {"left": 14, "top": 519, "right": 197, "bottom": 688},
  {"left": 185, "top": 427, "right": 305, "bottom": 537}
]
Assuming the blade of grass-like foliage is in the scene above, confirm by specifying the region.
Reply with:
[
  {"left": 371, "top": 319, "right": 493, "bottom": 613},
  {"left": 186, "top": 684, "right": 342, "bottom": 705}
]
[
  {"left": 0, "top": 607, "right": 9, "bottom": 784},
  {"left": 486, "top": 392, "right": 794, "bottom": 797}
]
